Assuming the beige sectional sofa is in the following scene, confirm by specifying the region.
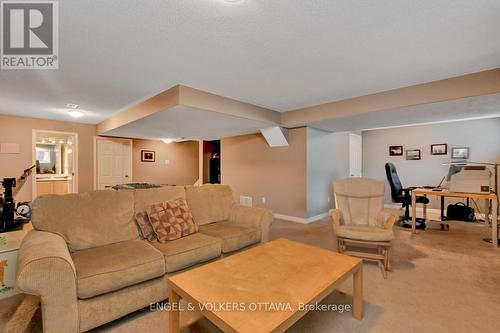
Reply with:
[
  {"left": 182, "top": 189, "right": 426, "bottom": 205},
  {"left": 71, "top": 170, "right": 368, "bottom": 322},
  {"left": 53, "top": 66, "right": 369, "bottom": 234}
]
[{"left": 16, "top": 184, "right": 273, "bottom": 332}]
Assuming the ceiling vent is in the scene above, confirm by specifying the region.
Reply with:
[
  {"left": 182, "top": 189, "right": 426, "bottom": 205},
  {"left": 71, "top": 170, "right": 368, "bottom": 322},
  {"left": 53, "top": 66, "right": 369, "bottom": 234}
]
[{"left": 260, "top": 127, "right": 289, "bottom": 147}]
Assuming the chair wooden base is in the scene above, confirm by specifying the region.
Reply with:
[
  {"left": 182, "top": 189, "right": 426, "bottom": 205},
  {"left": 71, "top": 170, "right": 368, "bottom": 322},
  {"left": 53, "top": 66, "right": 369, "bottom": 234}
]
[{"left": 337, "top": 238, "right": 392, "bottom": 278}]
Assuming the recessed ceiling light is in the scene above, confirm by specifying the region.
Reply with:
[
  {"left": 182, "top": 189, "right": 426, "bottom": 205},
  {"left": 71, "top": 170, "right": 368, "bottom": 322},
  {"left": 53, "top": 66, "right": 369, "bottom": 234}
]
[
  {"left": 68, "top": 110, "right": 84, "bottom": 118},
  {"left": 162, "top": 138, "right": 174, "bottom": 144},
  {"left": 66, "top": 103, "right": 79, "bottom": 109}
]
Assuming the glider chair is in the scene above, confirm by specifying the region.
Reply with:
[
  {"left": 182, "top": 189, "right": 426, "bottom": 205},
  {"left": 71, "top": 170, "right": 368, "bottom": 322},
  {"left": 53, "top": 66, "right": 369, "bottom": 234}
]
[{"left": 329, "top": 178, "right": 397, "bottom": 278}]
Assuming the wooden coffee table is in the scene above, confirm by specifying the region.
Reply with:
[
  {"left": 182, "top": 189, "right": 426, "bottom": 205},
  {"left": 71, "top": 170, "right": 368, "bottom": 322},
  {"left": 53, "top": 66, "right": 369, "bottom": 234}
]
[{"left": 168, "top": 238, "right": 363, "bottom": 333}]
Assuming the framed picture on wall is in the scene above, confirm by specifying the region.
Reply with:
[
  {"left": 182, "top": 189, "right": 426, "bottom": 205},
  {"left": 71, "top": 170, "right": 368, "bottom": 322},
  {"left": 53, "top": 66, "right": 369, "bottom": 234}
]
[
  {"left": 389, "top": 145, "right": 403, "bottom": 156},
  {"left": 141, "top": 150, "right": 155, "bottom": 162},
  {"left": 451, "top": 147, "right": 469, "bottom": 159},
  {"left": 406, "top": 149, "right": 421, "bottom": 160},
  {"left": 430, "top": 144, "right": 447, "bottom": 155}
]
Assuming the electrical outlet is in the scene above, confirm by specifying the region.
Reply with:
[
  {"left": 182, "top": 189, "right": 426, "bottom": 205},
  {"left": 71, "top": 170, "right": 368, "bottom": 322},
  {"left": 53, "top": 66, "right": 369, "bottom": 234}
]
[{"left": 239, "top": 196, "right": 253, "bottom": 207}]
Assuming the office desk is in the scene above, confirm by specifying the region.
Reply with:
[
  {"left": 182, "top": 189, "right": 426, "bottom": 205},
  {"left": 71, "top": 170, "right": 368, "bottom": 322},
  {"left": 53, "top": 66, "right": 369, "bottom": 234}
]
[{"left": 411, "top": 189, "right": 498, "bottom": 247}]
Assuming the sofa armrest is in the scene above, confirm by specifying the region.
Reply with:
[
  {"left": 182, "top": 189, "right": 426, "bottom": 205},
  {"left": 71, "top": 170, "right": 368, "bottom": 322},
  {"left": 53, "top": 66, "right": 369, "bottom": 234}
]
[
  {"left": 17, "top": 230, "right": 79, "bottom": 333},
  {"left": 229, "top": 204, "right": 274, "bottom": 243},
  {"left": 377, "top": 209, "right": 398, "bottom": 230},
  {"left": 329, "top": 209, "right": 342, "bottom": 231}
]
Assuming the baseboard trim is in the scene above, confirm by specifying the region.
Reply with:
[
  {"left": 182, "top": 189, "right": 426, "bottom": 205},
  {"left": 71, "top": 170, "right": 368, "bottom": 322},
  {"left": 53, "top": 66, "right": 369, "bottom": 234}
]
[
  {"left": 274, "top": 212, "right": 328, "bottom": 224},
  {"left": 307, "top": 212, "right": 329, "bottom": 223},
  {"left": 274, "top": 214, "right": 308, "bottom": 224},
  {"left": 276, "top": 205, "right": 490, "bottom": 223}
]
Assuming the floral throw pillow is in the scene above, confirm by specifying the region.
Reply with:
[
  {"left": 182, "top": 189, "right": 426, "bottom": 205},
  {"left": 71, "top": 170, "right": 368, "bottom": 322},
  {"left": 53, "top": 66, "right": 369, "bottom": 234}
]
[
  {"left": 135, "top": 211, "right": 156, "bottom": 242},
  {"left": 148, "top": 198, "right": 198, "bottom": 242}
]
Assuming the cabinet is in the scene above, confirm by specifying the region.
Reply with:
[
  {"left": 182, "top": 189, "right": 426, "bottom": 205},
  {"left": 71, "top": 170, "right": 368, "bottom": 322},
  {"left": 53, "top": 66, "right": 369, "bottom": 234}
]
[{"left": 36, "top": 179, "right": 69, "bottom": 196}]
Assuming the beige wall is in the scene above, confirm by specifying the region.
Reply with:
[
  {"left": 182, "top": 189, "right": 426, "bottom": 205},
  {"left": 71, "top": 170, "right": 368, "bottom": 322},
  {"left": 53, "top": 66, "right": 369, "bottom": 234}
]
[
  {"left": 222, "top": 127, "right": 358, "bottom": 219},
  {"left": 0, "top": 114, "right": 200, "bottom": 203},
  {"left": 362, "top": 117, "right": 500, "bottom": 210},
  {"left": 132, "top": 139, "right": 199, "bottom": 185},
  {"left": 221, "top": 128, "right": 308, "bottom": 218},
  {"left": 0, "top": 114, "right": 96, "bottom": 202},
  {"left": 307, "top": 129, "right": 353, "bottom": 217}
]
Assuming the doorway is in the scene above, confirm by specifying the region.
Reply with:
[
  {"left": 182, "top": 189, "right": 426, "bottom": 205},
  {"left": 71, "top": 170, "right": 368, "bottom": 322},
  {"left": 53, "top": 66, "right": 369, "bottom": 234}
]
[
  {"left": 203, "top": 140, "right": 220, "bottom": 184},
  {"left": 94, "top": 137, "right": 132, "bottom": 190},
  {"left": 349, "top": 133, "right": 362, "bottom": 177},
  {"left": 32, "top": 130, "right": 78, "bottom": 199}
]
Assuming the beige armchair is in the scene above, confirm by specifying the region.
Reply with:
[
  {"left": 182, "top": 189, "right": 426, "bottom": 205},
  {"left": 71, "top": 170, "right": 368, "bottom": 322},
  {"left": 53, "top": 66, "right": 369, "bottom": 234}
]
[{"left": 329, "top": 178, "right": 397, "bottom": 278}]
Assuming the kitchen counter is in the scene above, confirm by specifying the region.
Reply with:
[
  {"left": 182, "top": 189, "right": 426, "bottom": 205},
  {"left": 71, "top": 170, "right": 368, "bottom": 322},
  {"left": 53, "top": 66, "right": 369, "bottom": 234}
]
[{"left": 36, "top": 176, "right": 72, "bottom": 182}]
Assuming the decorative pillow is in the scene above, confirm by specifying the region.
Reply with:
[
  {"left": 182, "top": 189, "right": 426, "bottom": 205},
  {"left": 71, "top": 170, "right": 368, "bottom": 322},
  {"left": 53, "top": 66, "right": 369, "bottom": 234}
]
[
  {"left": 148, "top": 198, "right": 198, "bottom": 242},
  {"left": 135, "top": 211, "right": 156, "bottom": 241}
]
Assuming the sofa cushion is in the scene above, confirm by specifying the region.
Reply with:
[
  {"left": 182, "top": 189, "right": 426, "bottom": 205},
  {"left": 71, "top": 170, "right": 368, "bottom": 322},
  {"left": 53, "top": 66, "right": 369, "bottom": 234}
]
[
  {"left": 151, "top": 233, "right": 222, "bottom": 273},
  {"left": 148, "top": 198, "right": 198, "bottom": 242},
  {"left": 134, "top": 186, "right": 186, "bottom": 214},
  {"left": 198, "top": 221, "right": 261, "bottom": 253},
  {"left": 71, "top": 240, "right": 165, "bottom": 299},
  {"left": 184, "top": 185, "right": 234, "bottom": 225},
  {"left": 336, "top": 225, "right": 393, "bottom": 242},
  {"left": 32, "top": 190, "right": 138, "bottom": 251},
  {"left": 135, "top": 211, "right": 156, "bottom": 241}
]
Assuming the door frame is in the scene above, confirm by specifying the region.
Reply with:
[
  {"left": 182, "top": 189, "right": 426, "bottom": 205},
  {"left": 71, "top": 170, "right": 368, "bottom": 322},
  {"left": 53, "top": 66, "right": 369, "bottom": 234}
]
[
  {"left": 32, "top": 129, "right": 79, "bottom": 200},
  {"left": 93, "top": 136, "right": 133, "bottom": 190},
  {"left": 199, "top": 140, "right": 223, "bottom": 185}
]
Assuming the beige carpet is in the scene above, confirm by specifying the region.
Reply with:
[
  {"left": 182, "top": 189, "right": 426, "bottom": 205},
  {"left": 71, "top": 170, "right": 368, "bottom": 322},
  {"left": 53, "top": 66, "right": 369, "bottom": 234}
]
[{"left": 1, "top": 219, "right": 499, "bottom": 333}]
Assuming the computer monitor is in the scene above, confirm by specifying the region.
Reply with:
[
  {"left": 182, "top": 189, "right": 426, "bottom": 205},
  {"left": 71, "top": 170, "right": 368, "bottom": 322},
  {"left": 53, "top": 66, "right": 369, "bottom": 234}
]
[{"left": 446, "top": 164, "right": 466, "bottom": 181}]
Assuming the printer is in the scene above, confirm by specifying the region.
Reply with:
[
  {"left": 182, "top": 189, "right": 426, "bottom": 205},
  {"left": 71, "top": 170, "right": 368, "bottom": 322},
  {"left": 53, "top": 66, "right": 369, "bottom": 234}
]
[{"left": 449, "top": 166, "right": 492, "bottom": 194}]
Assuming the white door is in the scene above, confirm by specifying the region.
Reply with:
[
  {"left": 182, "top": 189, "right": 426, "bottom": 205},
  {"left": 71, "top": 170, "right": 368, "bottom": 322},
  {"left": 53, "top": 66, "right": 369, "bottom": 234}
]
[
  {"left": 96, "top": 137, "right": 132, "bottom": 190},
  {"left": 349, "top": 133, "right": 362, "bottom": 177}
]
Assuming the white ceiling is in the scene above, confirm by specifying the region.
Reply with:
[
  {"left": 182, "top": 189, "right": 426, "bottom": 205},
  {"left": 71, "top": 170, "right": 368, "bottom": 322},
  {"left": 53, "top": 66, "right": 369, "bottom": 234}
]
[
  {"left": 103, "top": 105, "right": 276, "bottom": 141},
  {"left": 310, "top": 93, "right": 500, "bottom": 132},
  {"left": 1, "top": 0, "right": 500, "bottom": 124}
]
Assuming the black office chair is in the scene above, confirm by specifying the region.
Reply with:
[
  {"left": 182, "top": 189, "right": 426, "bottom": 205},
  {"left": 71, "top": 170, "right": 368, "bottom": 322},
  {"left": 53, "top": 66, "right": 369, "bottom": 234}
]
[{"left": 385, "top": 163, "right": 429, "bottom": 229}]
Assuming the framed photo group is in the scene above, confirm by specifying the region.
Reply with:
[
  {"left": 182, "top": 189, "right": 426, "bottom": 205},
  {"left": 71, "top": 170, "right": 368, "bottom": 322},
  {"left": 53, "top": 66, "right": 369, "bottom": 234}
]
[{"left": 388, "top": 144, "right": 469, "bottom": 161}]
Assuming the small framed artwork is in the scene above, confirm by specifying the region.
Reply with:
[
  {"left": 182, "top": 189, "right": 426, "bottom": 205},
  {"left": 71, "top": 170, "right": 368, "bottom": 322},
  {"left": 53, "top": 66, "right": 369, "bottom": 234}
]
[
  {"left": 430, "top": 144, "right": 447, "bottom": 155},
  {"left": 389, "top": 145, "right": 403, "bottom": 156},
  {"left": 406, "top": 149, "right": 421, "bottom": 160},
  {"left": 451, "top": 147, "right": 469, "bottom": 160},
  {"left": 141, "top": 150, "right": 155, "bottom": 162}
]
